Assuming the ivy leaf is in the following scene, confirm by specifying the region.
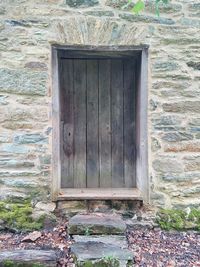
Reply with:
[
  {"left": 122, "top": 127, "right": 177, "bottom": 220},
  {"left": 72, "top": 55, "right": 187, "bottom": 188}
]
[
  {"left": 162, "top": 0, "right": 169, "bottom": 3},
  {"left": 132, "top": 0, "right": 145, "bottom": 15}
]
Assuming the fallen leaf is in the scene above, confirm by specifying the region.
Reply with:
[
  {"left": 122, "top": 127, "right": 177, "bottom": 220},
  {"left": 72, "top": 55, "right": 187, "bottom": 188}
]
[{"left": 22, "top": 231, "right": 42, "bottom": 242}]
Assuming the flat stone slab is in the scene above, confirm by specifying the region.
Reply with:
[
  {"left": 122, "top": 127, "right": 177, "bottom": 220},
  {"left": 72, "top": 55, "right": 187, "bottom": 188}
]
[
  {"left": 73, "top": 235, "right": 128, "bottom": 249},
  {"left": 0, "top": 250, "right": 58, "bottom": 267},
  {"left": 69, "top": 214, "right": 126, "bottom": 235},
  {"left": 71, "top": 241, "right": 133, "bottom": 267}
]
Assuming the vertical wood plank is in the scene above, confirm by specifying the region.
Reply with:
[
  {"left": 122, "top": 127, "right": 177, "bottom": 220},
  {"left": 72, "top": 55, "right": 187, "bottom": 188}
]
[
  {"left": 73, "top": 60, "right": 87, "bottom": 188},
  {"left": 124, "top": 59, "right": 136, "bottom": 187},
  {"left": 60, "top": 60, "right": 74, "bottom": 188},
  {"left": 51, "top": 48, "right": 61, "bottom": 200},
  {"left": 86, "top": 60, "right": 99, "bottom": 188},
  {"left": 99, "top": 59, "right": 112, "bottom": 187},
  {"left": 111, "top": 59, "right": 124, "bottom": 187}
]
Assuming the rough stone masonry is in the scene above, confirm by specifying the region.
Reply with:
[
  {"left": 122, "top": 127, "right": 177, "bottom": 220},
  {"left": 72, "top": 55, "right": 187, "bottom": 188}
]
[{"left": 0, "top": 0, "right": 199, "bottom": 209}]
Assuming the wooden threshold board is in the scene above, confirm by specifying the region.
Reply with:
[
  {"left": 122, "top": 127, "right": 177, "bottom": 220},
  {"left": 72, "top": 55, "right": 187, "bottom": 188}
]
[{"left": 58, "top": 188, "right": 142, "bottom": 200}]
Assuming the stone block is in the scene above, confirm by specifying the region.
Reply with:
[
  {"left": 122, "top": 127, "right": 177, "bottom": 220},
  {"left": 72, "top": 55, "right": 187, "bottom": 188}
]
[
  {"left": 71, "top": 241, "right": 133, "bottom": 266},
  {"left": 163, "top": 101, "right": 200, "bottom": 113},
  {"left": 184, "top": 156, "right": 200, "bottom": 172},
  {"left": 151, "top": 137, "right": 161, "bottom": 152},
  {"left": 152, "top": 115, "right": 182, "bottom": 126},
  {"left": 13, "top": 133, "right": 48, "bottom": 144},
  {"left": 180, "top": 18, "right": 200, "bottom": 28},
  {"left": 57, "top": 200, "right": 87, "bottom": 217},
  {"left": 187, "top": 61, "right": 200, "bottom": 70},
  {"left": 69, "top": 214, "right": 126, "bottom": 235},
  {"left": 65, "top": 0, "right": 99, "bottom": 7},
  {"left": 0, "top": 159, "right": 34, "bottom": 168},
  {"left": 73, "top": 235, "right": 128, "bottom": 249},
  {"left": 0, "top": 178, "right": 38, "bottom": 188},
  {"left": 24, "top": 61, "right": 47, "bottom": 70},
  {"left": 5, "top": 19, "right": 49, "bottom": 28},
  {"left": 153, "top": 159, "right": 183, "bottom": 173},
  {"left": 153, "top": 61, "right": 179, "bottom": 72},
  {"left": 162, "top": 132, "right": 193, "bottom": 142},
  {"left": 0, "top": 144, "right": 31, "bottom": 154},
  {"left": 119, "top": 13, "right": 175, "bottom": 25},
  {"left": 35, "top": 201, "right": 56, "bottom": 212},
  {"left": 164, "top": 141, "right": 200, "bottom": 153},
  {"left": 0, "top": 68, "right": 47, "bottom": 96},
  {"left": 0, "top": 250, "right": 58, "bottom": 267}
]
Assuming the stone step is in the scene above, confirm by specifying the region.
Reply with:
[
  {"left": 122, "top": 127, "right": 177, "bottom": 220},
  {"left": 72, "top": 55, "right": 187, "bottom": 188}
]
[
  {"left": 69, "top": 213, "right": 126, "bottom": 235},
  {"left": 0, "top": 250, "right": 58, "bottom": 267},
  {"left": 73, "top": 235, "right": 128, "bottom": 249},
  {"left": 71, "top": 240, "right": 133, "bottom": 267}
]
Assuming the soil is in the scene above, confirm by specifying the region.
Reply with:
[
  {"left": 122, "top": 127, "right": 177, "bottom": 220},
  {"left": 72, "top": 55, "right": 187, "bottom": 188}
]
[{"left": 128, "top": 228, "right": 200, "bottom": 267}]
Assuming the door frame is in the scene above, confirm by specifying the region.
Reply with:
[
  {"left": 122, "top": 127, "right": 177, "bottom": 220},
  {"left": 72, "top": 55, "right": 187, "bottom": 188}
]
[{"left": 51, "top": 45, "right": 149, "bottom": 202}]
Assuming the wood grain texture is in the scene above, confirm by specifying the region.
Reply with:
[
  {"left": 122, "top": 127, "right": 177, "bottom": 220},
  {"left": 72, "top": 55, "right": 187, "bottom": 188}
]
[
  {"left": 111, "top": 60, "right": 124, "bottom": 187},
  {"left": 124, "top": 59, "right": 136, "bottom": 187},
  {"left": 61, "top": 60, "right": 74, "bottom": 188},
  {"left": 86, "top": 60, "right": 99, "bottom": 187},
  {"left": 73, "top": 60, "right": 87, "bottom": 188},
  {"left": 99, "top": 59, "right": 112, "bottom": 187},
  {"left": 59, "top": 188, "right": 142, "bottom": 200}
]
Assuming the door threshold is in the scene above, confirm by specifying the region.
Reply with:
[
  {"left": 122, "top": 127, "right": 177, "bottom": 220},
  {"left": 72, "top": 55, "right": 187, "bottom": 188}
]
[{"left": 57, "top": 188, "right": 142, "bottom": 200}]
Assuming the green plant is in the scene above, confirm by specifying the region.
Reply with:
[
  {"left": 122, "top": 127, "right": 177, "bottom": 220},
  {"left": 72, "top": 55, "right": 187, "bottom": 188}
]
[
  {"left": 0, "top": 200, "right": 45, "bottom": 232},
  {"left": 127, "top": 0, "right": 169, "bottom": 16},
  {"left": 156, "top": 208, "right": 200, "bottom": 231},
  {"left": 84, "top": 227, "right": 91, "bottom": 236},
  {"left": 2, "top": 260, "right": 45, "bottom": 267}
]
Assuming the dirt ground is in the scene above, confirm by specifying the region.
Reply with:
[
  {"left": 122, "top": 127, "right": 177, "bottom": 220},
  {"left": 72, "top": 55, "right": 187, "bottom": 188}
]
[{"left": 0, "top": 219, "right": 199, "bottom": 266}]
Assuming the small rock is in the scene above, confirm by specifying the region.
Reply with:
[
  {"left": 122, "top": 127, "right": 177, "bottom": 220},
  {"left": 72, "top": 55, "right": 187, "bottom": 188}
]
[
  {"left": 22, "top": 231, "right": 42, "bottom": 242},
  {"left": 35, "top": 202, "right": 56, "bottom": 213}
]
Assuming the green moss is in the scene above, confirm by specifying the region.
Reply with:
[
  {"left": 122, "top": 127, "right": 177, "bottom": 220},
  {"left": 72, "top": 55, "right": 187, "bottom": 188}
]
[
  {"left": 0, "top": 200, "right": 45, "bottom": 232},
  {"left": 77, "top": 256, "right": 120, "bottom": 267},
  {"left": 156, "top": 208, "right": 200, "bottom": 231},
  {"left": 3, "top": 260, "right": 46, "bottom": 267}
]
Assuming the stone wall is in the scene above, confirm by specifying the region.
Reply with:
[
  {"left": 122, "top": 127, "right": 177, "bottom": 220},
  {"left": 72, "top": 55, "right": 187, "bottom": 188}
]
[{"left": 0, "top": 0, "right": 199, "bottom": 208}]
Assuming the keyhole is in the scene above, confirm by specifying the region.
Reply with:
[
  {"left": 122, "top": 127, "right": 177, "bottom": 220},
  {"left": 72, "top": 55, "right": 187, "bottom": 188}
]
[{"left": 68, "top": 132, "right": 71, "bottom": 136}]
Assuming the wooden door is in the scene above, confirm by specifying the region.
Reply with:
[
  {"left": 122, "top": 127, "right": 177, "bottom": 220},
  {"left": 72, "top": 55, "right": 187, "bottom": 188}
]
[{"left": 60, "top": 58, "right": 136, "bottom": 188}]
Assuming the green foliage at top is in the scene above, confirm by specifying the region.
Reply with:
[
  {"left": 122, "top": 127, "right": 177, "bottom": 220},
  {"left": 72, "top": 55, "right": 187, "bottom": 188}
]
[
  {"left": 132, "top": 0, "right": 169, "bottom": 16},
  {"left": 156, "top": 208, "right": 200, "bottom": 231},
  {"left": 0, "top": 200, "right": 44, "bottom": 232}
]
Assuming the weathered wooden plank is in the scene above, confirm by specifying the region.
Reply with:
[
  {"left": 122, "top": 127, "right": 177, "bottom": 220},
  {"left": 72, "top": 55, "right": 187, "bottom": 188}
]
[
  {"left": 111, "top": 60, "right": 124, "bottom": 187},
  {"left": 124, "top": 59, "right": 136, "bottom": 187},
  {"left": 60, "top": 59, "right": 74, "bottom": 188},
  {"left": 73, "top": 60, "right": 87, "bottom": 188},
  {"left": 99, "top": 59, "right": 112, "bottom": 187},
  {"left": 52, "top": 48, "right": 61, "bottom": 200},
  {"left": 86, "top": 60, "right": 99, "bottom": 187},
  {"left": 58, "top": 188, "right": 142, "bottom": 200}
]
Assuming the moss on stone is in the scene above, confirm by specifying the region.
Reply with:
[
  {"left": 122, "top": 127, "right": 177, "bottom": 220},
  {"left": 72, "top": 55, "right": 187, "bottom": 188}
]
[
  {"left": 0, "top": 200, "right": 45, "bottom": 232},
  {"left": 3, "top": 260, "right": 46, "bottom": 267},
  {"left": 156, "top": 208, "right": 200, "bottom": 231},
  {"left": 76, "top": 257, "right": 120, "bottom": 267}
]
